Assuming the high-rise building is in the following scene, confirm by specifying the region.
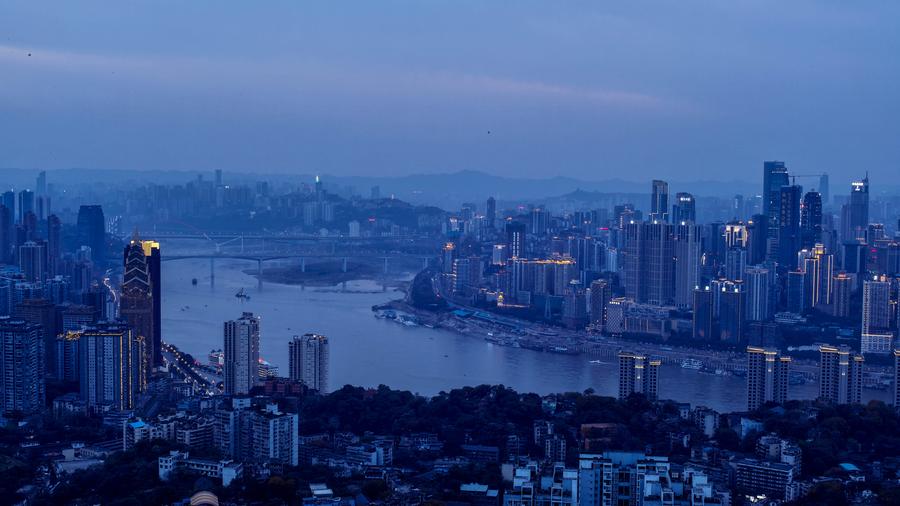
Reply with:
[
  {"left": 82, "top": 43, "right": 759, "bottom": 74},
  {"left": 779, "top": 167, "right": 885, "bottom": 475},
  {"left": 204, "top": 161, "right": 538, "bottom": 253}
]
[
  {"left": 777, "top": 185, "right": 803, "bottom": 270},
  {"left": 674, "top": 224, "right": 701, "bottom": 309},
  {"left": 894, "top": 349, "right": 900, "bottom": 409},
  {"left": 144, "top": 241, "right": 162, "bottom": 366},
  {"left": 719, "top": 282, "right": 745, "bottom": 343},
  {"left": 0, "top": 316, "right": 45, "bottom": 415},
  {"left": 121, "top": 239, "right": 156, "bottom": 369},
  {"left": 692, "top": 286, "right": 714, "bottom": 340},
  {"left": 589, "top": 279, "right": 610, "bottom": 329},
  {"left": 224, "top": 312, "right": 260, "bottom": 395},
  {"left": 844, "top": 176, "right": 869, "bottom": 243},
  {"left": 288, "top": 333, "right": 329, "bottom": 393},
  {"left": 818, "top": 345, "right": 863, "bottom": 405},
  {"left": 18, "top": 240, "right": 47, "bottom": 282},
  {"left": 861, "top": 277, "right": 893, "bottom": 354},
  {"left": 506, "top": 221, "right": 526, "bottom": 260},
  {"left": 819, "top": 173, "right": 830, "bottom": 207},
  {"left": 671, "top": 192, "right": 696, "bottom": 224},
  {"left": 623, "top": 222, "right": 675, "bottom": 305},
  {"left": 745, "top": 267, "right": 774, "bottom": 322},
  {"left": 485, "top": 197, "right": 496, "bottom": 229},
  {"left": 76, "top": 322, "right": 144, "bottom": 411},
  {"left": 724, "top": 247, "right": 747, "bottom": 281},
  {"left": 746, "top": 347, "right": 791, "bottom": 411},
  {"left": 0, "top": 204, "right": 12, "bottom": 264},
  {"left": 17, "top": 190, "right": 34, "bottom": 224},
  {"left": 15, "top": 298, "right": 57, "bottom": 378},
  {"left": 763, "top": 161, "right": 789, "bottom": 238},
  {"left": 617, "top": 351, "right": 660, "bottom": 401},
  {"left": 786, "top": 269, "right": 807, "bottom": 314},
  {"left": 650, "top": 180, "right": 669, "bottom": 222},
  {"left": 47, "top": 214, "right": 61, "bottom": 277},
  {"left": 76, "top": 205, "right": 106, "bottom": 267},
  {"left": 831, "top": 273, "right": 852, "bottom": 318},
  {"left": 800, "top": 191, "right": 822, "bottom": 249},
  {"left": 747, "top": 214, "right": 769, "bottom": 265}
]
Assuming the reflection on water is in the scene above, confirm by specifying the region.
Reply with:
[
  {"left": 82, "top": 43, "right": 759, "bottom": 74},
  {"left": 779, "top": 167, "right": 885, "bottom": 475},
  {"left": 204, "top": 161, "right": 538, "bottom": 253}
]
[{"left": 162, "top": 257, "right": 891, "bottom": 413}]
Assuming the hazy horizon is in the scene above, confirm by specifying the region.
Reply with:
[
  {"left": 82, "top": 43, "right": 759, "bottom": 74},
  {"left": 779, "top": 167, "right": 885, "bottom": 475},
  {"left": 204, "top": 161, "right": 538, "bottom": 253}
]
[{"left": 2, "top": 1, "right": 898, "bottom": 183}]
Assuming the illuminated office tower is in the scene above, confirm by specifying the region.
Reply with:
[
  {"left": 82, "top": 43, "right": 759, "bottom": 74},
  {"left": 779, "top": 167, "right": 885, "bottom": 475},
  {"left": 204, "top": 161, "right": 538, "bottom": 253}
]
[
  {"left": 120, "top": 238, "right": 156, "bottom": 368},
  {"left": 777, "top": 185, "right": 803, "bottom": 270},
  {"left": 289, "top": 333, "right": 329, "bottom": 393},
  {"left": 800, "top": 191, "right": 822, "bottom": 249},
  {"left": 77, "top": 322, "right": 144, "bottom": 410},
  {"left": 818, "top": 345, "right": 863, "bottom": 405},
  {"left": 796, "top": 245, "right": 834, "bottom": 309},
  {"left": 224, "top": 312, "right": 260, "bottom": 395},
  {"left": 649, "top": 180, "right": 669, "bottom": 222},
  {"left": 671, "top": 192, "right": 696, "bottom": 223},
  {"left": 831, "top": 273, "right": 852, "bottom": 318},
  {"left": 617, "top": 351, "right": 660, "bottom": 401},
  {"left": 746, "top": 347, "right": 791, "bottom": 411},
  {"left": 674, "top": 224, "right": 701, "bottom": 309},
  {"left": 861, "top": 277, "right": 893, "bottom": 354},
  {"left": 763, "top": 161, "right": 789, "bottom": 239},
  {"left": 745, "top": 266, "right": 774, "bottom": 321},
  {"left": 693, "top": 286, "right": 714, "bottom": 340},
  {"left": 0, "top": 316, "right": 45, "bottom": 415}
]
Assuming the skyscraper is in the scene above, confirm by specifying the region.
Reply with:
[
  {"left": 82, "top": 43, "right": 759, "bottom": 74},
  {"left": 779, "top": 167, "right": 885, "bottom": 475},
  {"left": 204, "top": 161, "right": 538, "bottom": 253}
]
[
  {"left": 818, "top": 345, "right": 863, "bottom": 405},
  {"left": 77, "top": 322, "right": 144, "bottom": 410},
  {"left": 745, "top": 266, "right": 774, "bottom": 322},
  {"left": 506, "top": 221, "right": 526, "bottom": 260},
  {"left": 831, "top": 273, "right": 852, "bottom": 318},
  {"left": 671, "top": 192, "right": 696, "bottom": 224},
  {"left": 47, "top": 214, "right": 61, "bottom": 277},
  {"left": 845, "top": 176, "right": 869, "bottom": 243},
  {"left": 0, "top": 316, "right": 45, "bottom": 415},
  {"left": 485, "top": 196, "right": 496, "bottom": 229},
  {"left": 623, "top": 222, "right": 675, "bottom": 305},
  {"left": 17, "top": 241, "right": 47, "bottom": 282},
  {"left": 15, "top": 298, "right": 57, "bottom": 378},
  {"left": 861, "top": 277, "right": 893, "bottom": 354},
  {"left": 719, "top": 282, "right": 745, "bottom": 343},
  {"left": 777, "top": 185, "right": 802, "bottom": 270},
  {"left": 76, "top": 205, "right": 106, "bottom": 266},
  {"left": 288, "top": 334, "right": 329, "bottom": 393},
  {"left": 746, "top": 347, "right": 791, "bottom": 411},
  {"left": 763, "top": 161, "right": 789, "bottom": 238},
  {"left": 17, "top": 190, "right": 34, "bottom": 224},
  {"left": 650, "top": 180, "right": 669, "bottom": 222},
  {"left": 818, "top": 173, "right": 829, "bottom": 207},
  {"left": 121, "top": 239, "right": 156, "bottom": 369},
  {"left": 692, "top": 286, "right": 714, "bottom": 340},
  {"left": 589, "top": 279, "right": 610, "bottom": 329},
  {"left": 0, "top": 204, "right": 11, "bottom": 264},
  {"left": 747, "top": 214, "right": 769, "bottom": 265},
  {"left": 674, "top": 224, "right": 701, "bottom": 309},
  {"left": 617, "top": 351, "right": 660, "bottom": 401},
  {"left": 800, "top": 191, "right": 822, "bottom": 249},
  {"left": 224, "top": 312, "right": 260, "bottom": 395}
]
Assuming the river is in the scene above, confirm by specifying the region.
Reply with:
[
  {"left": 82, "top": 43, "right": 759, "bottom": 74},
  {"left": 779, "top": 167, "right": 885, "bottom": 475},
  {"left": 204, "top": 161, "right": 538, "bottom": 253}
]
[{"left": 160, "top": 255, "right": 892, "bottom": 413}]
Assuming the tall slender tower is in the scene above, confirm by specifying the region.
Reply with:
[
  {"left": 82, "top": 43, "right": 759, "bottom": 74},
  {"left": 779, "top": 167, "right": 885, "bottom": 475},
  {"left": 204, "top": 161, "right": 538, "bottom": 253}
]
[
  {"left": 861, "top": 277, "right": 893, "bottom": 354},
  {"left": 121, "top": 237, "right": 155, "bottom": 369},
  {"left": 224, "top": 312, "right": 260, "bottom": 395},
  {"left": 763, "top": 161, "right": 789, "bottom": 239},
  {"left": 288, "top": 334, "right": 329, "bottom": 393}
]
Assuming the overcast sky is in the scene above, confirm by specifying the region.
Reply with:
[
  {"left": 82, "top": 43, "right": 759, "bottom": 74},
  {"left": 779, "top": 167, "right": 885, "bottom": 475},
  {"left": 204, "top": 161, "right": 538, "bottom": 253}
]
[{"left": 1, "top": 1, "right": 898, "bottom": 185}]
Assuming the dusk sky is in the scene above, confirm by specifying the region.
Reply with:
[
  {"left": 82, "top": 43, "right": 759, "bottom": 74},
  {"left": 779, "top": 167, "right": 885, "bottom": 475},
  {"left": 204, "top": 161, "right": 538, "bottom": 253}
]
[{"left": 2, "top": 1, "right": 898, "bottom": 183}]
